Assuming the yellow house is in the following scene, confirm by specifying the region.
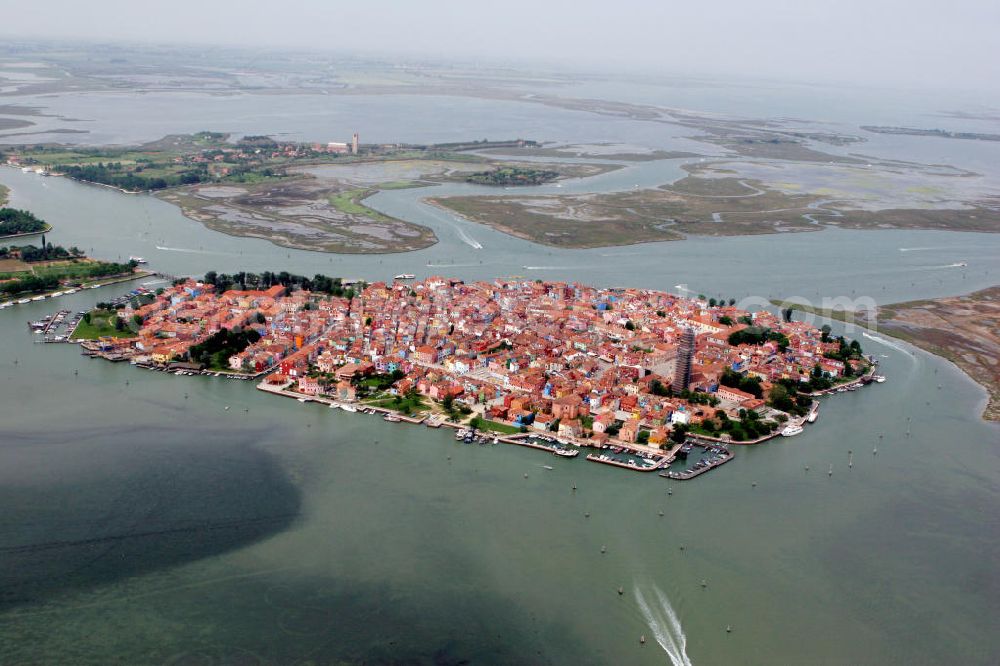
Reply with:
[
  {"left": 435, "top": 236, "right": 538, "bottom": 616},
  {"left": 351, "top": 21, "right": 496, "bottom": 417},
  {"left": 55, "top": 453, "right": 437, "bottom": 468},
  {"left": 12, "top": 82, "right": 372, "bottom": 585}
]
[{"left": 152, "top": 351, "right": 173, "bottom": 365}]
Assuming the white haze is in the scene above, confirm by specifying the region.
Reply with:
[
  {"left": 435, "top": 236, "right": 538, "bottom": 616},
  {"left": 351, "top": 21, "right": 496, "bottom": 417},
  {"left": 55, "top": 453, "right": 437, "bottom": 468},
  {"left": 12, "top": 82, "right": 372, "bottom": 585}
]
[{"left": 1, "top": 0, "right": 998, "bottom": 91}]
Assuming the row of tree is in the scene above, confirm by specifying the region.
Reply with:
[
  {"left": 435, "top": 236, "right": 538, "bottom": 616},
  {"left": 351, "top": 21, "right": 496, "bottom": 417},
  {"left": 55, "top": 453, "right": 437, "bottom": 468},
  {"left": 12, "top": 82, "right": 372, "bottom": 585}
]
[
  {"left": 60, "top": 164, "right": 206, "bottom": 191},
  {"left": 200, "top": 270, "right": 363, "bottom": 298},
  {"left": 0, "top": 241, "right": 84, "bottom": 263},
  {"left": 0, "top": 259, "right": 135, "bottom": 296}
]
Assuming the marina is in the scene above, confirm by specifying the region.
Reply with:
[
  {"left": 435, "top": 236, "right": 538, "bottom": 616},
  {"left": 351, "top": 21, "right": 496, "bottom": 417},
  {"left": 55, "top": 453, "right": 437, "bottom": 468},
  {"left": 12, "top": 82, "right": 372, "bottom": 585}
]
[{"left": 660, "top": 443, "right": 734, "bottom": 480}]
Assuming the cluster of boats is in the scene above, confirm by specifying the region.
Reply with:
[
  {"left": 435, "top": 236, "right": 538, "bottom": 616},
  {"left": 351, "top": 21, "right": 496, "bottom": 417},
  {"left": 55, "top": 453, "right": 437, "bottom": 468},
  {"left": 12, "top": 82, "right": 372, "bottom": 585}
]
[
  {"left": 1, "top": 288, "right": 82, "bottom": 309},
  {"left": 455, "top": 428, "right": 501, "bottom": 445},
  {"left": 29, "top": 308, "right": 86, "bottom": 342},
  {"left": 527, "top": 435, "right": 582, "bottom": 457},
  {"left": 590, "top": 452, "right": 660, "bottom": 469},
  {"left": 660, "top": 445, "right": 732, "bottom": 480}
]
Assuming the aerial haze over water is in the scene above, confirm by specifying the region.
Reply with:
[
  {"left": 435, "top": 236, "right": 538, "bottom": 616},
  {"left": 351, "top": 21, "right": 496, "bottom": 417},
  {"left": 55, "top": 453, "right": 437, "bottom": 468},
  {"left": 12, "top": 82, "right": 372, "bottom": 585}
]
[{"left": 0, "top": 30, "right": 998, "bottom": 666}]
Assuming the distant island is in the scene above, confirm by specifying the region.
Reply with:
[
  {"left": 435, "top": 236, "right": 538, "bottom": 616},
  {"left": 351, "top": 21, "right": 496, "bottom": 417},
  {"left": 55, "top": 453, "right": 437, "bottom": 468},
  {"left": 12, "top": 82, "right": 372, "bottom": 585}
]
[
  {"left": 4, "top": 133, "right": 617, "bottom": 255},
  {"left": 861, "top": 126, "right": 1000, "bottom": 142},
  {"left": 2, "top": 133, "right": 543, "bottom": 194},
  {"left": 465, "top": 166, "right": 560, "bottom": 186}
]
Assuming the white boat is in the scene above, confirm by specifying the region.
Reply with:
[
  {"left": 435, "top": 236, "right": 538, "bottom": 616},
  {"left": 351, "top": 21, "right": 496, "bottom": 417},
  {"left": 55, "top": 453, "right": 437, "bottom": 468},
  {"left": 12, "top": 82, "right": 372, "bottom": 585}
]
[
  {"left": 21, "top": 167, "right": 32, "bottom": 173},
  {"left": 781, "top": 424, "right": 804, "bottom": 437},
  {"left": 129, "top": 256, "right": 148, "bottom": 264},
  {"left": 340, "top": 404, "right": 358, "bottom": 412},
  {"left": 31, "top": 295, "right": 46, "bottom": 301},
  {"left": 17, "top": 298, "right": 30, "bottom": 304},
  {"left": 297, "top": 397, "right": 309, "bottom": 403},
  {"left": 807, "top": 411, "right": 818, "bottom": 424},
  {"left": 394, "top": 273, "right": 416, "bottom": 280},
  {"left": 554, "top": 448, "right": 579, "bottom": 458},
  {"left": 874, "top": 375, "right": 886, "bottom": 383}
]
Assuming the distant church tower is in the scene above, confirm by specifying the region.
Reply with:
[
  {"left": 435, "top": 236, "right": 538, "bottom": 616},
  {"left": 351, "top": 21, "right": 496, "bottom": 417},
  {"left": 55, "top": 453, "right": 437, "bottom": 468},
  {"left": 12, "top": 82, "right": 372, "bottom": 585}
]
[
  {"left": 672, "top": 327, "right": 695, "bottom": 394},
  {"left": 351, "top": 132, "right": 359, "bottom": 154}
]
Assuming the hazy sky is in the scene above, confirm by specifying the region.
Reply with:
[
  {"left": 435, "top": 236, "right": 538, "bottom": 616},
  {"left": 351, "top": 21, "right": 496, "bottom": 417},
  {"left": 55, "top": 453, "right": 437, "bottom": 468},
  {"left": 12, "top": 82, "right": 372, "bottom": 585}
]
[{"left": 2, "top": 0, "right": 998, "bottom": 89}]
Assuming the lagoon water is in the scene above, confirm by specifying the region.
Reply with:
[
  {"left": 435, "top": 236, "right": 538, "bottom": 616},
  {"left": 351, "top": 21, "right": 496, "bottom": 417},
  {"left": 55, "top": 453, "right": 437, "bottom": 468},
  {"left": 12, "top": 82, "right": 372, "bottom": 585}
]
[{"left": 1, "top": 79, "right": 999, "bottom": 665}]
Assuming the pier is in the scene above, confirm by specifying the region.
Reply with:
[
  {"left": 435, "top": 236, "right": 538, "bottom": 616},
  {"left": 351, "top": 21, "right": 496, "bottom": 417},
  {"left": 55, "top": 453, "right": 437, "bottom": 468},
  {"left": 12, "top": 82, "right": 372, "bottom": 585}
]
[
  {"left": 586, "top": 452, "right": 665, "bottom": 472},
  {"left": 659, "top": 443, "right": 734, "bottom": 480}
]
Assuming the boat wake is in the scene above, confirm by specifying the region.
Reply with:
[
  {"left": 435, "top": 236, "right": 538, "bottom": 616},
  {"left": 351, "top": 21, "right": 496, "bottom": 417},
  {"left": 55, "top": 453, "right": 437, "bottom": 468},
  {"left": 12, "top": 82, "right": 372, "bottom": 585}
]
[
  {"left": 914, "top": 262, "right": 969, "bottom": 270},
  {"left": 155, "top": 245, "right": 229, "bottom": 255},
  {"left": 862, "top": 331, "right": 914, "bottom": 358},
  {"left": 457, "top": 231, "right": 483, "bottom": 250},
  {"left": 445, "top": 219, "right": 483, "bottom": 249},
  {"left": 898, "top": 247, "right": 935, "bottom": 252},
  {"left": 674, "top": 284, "right": 694, "bottom": 293},
  {"left": 634, "top": 583, "right": 693, "bottom": 666}
]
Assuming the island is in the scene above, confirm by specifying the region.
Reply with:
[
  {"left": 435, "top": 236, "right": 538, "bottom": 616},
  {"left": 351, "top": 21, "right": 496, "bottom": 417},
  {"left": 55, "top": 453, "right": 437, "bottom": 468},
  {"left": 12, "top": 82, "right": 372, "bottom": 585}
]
[
  {"left": 777, "top": 286, "right": 1000, "bottom": 421},
  {"left": 464, "top": 166, "right": 560, "bottom": 186},
  {"left": 861, "top": 126, "right": 1000, "bottom": 142},
  {"left": 0, "top": 238, "right": 142, "bottom": 303},
  {"left": 58, "top": 275, "right": 879, "bottom": 477},
  {"left": 428, "top": 176, "right": 825, "bottom": 248},
  {"left": 430, "top": 160, "right": 1000, "bottom": 248},
  {"left": 0, "top": 207, "right": 51, "bottom": 239},
  {"left": 4, "top": 133, "right": 614, "bottom": 254}
]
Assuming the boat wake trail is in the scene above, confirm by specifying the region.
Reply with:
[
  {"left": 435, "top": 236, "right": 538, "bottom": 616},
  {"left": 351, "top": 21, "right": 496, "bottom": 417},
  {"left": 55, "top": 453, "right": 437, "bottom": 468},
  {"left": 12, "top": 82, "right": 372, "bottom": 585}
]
[
  {"left": 862, "top": 331, "right": 914, "bottom": 358},
  {"left": 634, "top": 584, "right": 693, "bottom": 666},
  {"left": 155, "top": 245, "right": 231, "bottom": 255},
  {"left": 445, "top": 218, "right": 483, "bottom": 249},
  {"left": 456, "top": 229, "right": 483, "bottom": 250},
  {"left": 426, "top": 262, "right": 482, "bottom": 269}
]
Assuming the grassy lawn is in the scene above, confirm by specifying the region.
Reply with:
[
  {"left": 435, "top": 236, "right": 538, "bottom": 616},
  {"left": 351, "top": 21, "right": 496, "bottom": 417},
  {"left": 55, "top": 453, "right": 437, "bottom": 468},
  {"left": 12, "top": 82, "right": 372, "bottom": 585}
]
[
  {"left": 367, "top": 394, "right": 427, "bottom": 414},
  {"left": 473, "top": 418, "right": 521, "bottom": 435},
  {"left": 71, "top": 308, "right": 136, "bottom": 340}
]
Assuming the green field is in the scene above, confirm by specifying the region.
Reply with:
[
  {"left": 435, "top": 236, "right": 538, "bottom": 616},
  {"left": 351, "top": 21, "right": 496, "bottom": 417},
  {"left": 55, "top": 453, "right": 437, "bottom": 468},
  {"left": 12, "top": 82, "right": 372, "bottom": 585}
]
[
  {"left": 329, "top": 189, "right": 391, "bottom": 221},
  {"left": 473, "top": 418, "right": 521, "bottom": 434},
  {"left": 367, "top": 394, "right": 427, "bottom": 414},
  {"left": 71, "top": 308, "right": 136, "bottom": 340}
]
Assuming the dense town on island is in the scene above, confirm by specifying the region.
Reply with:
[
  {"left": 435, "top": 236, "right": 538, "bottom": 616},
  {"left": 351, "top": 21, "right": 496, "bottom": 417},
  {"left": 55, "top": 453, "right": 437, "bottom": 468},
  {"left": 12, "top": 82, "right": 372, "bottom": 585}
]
[{"left": 69, "top": 274, "right": 880, "bottom": 474}]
